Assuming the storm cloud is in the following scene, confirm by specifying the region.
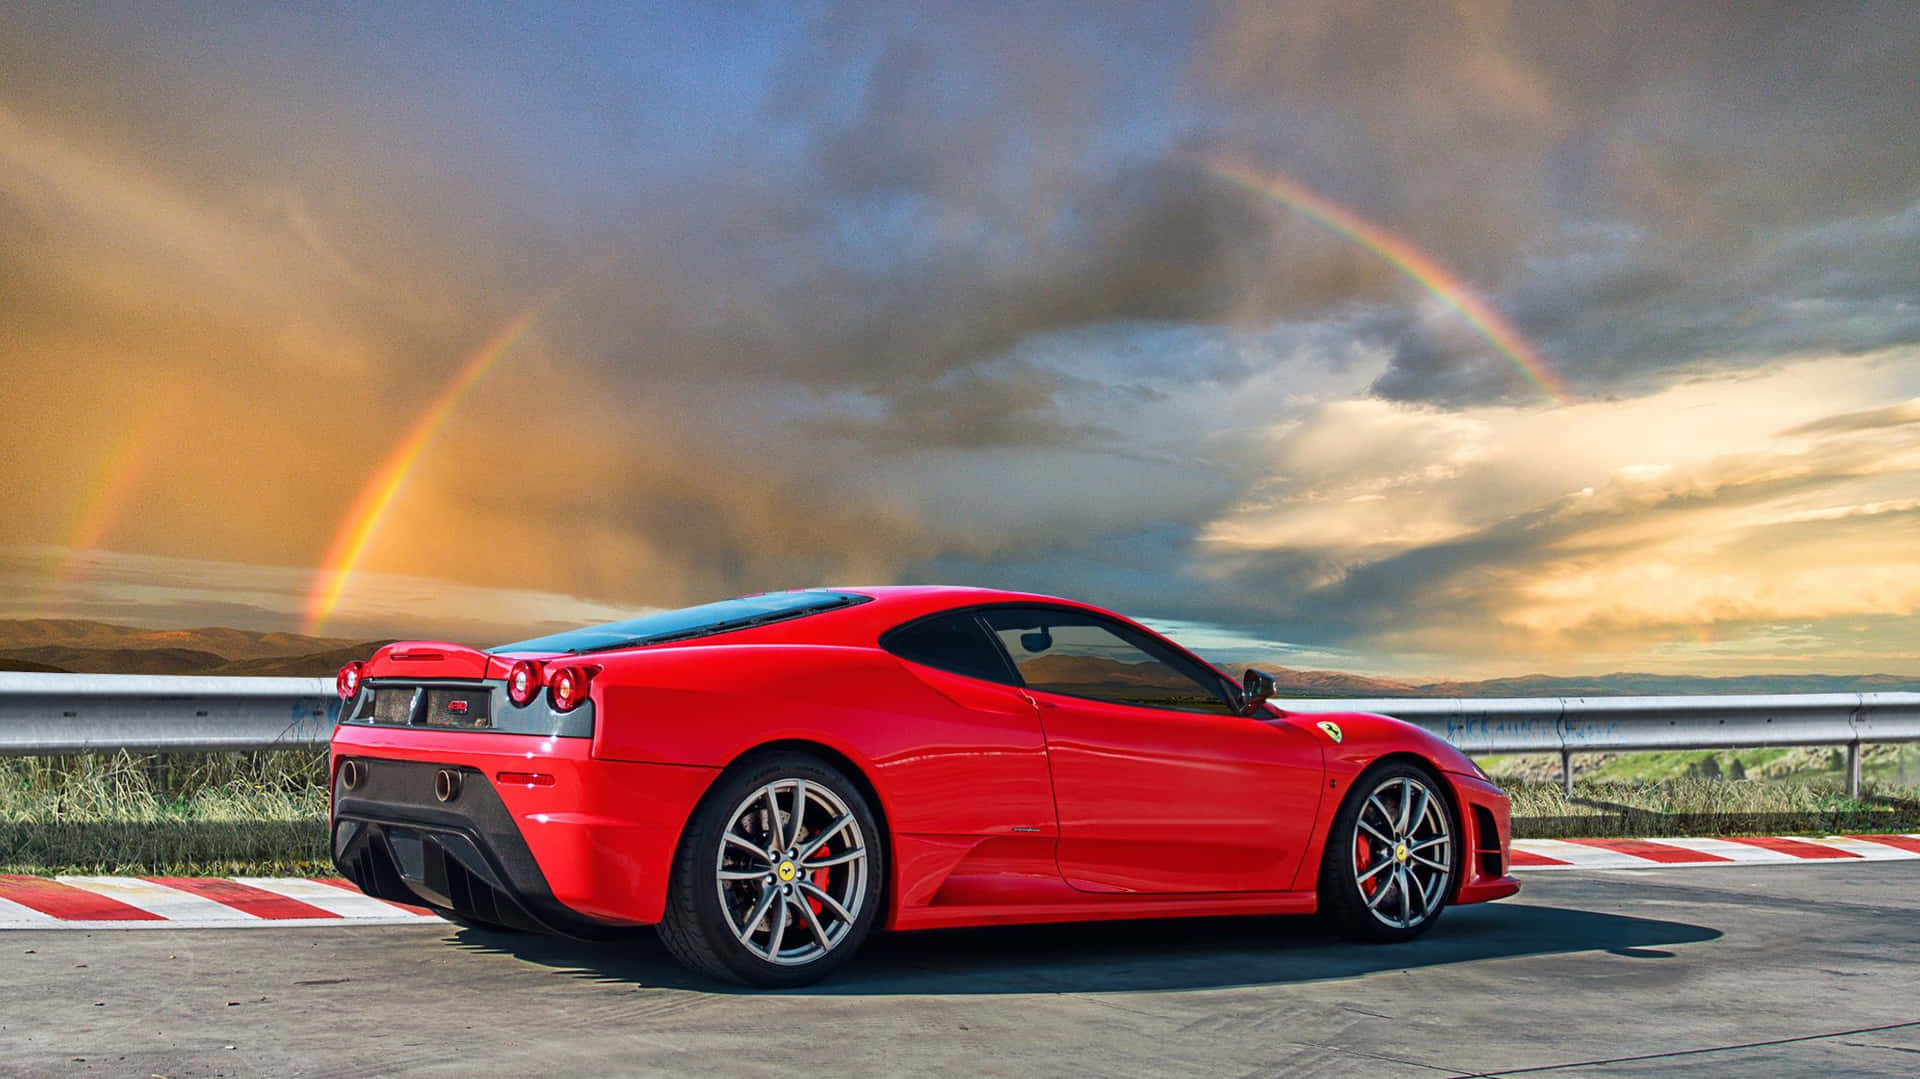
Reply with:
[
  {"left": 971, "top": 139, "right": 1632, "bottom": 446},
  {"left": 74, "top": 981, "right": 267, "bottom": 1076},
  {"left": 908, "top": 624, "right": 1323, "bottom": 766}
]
[{"left": 2, "top": 2, "right": 1918, "bottom": 673}]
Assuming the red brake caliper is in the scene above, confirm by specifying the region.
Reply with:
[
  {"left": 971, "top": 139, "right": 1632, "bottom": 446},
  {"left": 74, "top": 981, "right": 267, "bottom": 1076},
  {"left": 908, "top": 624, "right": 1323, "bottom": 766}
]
[
  {"left": 807, "top": 845, "right": 829, "bottom": 916},
  {"left": 1355, "top": 834, "right": 1378, "bottom": 897}
]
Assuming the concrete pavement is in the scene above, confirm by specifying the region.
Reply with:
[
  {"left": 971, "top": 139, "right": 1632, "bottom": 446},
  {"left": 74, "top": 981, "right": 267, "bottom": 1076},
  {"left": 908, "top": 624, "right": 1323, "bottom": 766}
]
[{"left": 3, "top": 863, "right": 1917, "bottom": 1077}]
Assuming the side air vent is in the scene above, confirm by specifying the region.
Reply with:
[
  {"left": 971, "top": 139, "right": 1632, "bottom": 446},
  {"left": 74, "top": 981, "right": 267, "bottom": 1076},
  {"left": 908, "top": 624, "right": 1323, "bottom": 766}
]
[{"left": 1472, "top": 805, "right": 1504, "bottom": 878}]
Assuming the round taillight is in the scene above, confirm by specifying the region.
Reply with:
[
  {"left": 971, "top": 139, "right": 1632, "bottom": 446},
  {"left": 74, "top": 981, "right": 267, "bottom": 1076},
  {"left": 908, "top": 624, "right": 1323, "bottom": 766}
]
[
  {"left": 548, "top": 665, "right": 592, "bottom": 712},
  {"left": 336, "top": 661, "right": 363, "bottom": 700},
  {"left": 507, "top": 659, "right": 544, "bottom": 707}
]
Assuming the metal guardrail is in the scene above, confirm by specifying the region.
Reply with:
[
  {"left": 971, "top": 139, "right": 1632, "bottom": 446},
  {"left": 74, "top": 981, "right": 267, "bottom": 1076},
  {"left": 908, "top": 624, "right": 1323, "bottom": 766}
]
[
  {"left": 1282, "top": 692, "right": 1920, "bottom": 795},
  {"left": 0, "top": 674, "right": 1914, "bottom": 795},
  {"left": 0, "top": 673, "right": 338, "bottom": 756}
]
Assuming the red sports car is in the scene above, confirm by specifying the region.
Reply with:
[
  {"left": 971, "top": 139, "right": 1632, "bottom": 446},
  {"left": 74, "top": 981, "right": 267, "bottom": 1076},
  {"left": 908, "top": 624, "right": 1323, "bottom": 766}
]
[{"left": 330, "top": 586, "right": 1517, "bottom": 986}]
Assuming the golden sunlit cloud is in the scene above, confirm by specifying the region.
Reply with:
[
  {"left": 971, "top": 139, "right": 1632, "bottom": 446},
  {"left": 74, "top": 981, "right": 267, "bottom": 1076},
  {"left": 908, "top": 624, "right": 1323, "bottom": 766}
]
[{"left": 1200, "top": 350, "right": 1920, "bottom": 673}]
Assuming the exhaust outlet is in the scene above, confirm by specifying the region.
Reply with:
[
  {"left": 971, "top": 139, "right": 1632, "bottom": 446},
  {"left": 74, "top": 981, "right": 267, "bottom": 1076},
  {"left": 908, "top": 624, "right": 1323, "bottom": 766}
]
[
  {"left": 339, "top": 759, "right": 364, "bottom": 791},
  {"left": 434, "top": 768, "right": 463, "bottom": 803}
]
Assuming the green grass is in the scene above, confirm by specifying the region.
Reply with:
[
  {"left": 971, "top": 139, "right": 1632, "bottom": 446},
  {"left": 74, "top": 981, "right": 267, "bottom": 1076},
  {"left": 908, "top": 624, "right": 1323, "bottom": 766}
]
[
  {"left": 0, "top": 751, "right": 329, "bottom": 876},
  {"left": 1501, "top": 776, "right": 1920, "bottom": 839},
  {"left": 1477, "top": 743, "right": 1920, "bottom": 787},
  {"left": 2, "top": 752, "right": 1918, "bottom": 875}
]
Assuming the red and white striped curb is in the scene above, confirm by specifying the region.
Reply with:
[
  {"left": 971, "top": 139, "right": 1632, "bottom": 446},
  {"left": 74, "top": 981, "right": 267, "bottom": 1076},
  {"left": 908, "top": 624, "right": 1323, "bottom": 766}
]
[
  {"left": 1511, "top": 834, "right": 1920, "bottom": 870},
  {"left": 4, "top": 836, "right": 1917, "bottom": 928},
  {"left": 0, "top": 875, "right": 437, "bottom": 929}
]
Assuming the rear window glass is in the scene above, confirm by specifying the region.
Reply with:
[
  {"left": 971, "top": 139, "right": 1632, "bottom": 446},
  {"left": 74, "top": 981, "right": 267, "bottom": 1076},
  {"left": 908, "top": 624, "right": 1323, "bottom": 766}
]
[
  {"left": 880, "top": 613, "right": 1015, "bottom": 684},
  {"left": 492, "top": 591, "right": 867, "bottom": 655}
]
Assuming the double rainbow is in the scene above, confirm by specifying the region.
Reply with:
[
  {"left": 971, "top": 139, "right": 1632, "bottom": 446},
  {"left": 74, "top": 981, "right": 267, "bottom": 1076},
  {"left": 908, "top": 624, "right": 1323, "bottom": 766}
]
[
  {"left": 299, "top": 170, "right": 1568, "bottom": 636},
  {"left": 1206, "top": 158, "right": 1570, "bottom": 404}
]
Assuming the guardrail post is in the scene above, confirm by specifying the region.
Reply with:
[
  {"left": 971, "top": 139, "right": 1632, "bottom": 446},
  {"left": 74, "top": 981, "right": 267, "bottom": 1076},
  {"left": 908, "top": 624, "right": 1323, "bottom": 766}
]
[
  {"left": 1846, "top": 693, "right": 1867, "bottom": 799},
  {"left": 1560, "top": 748, "right": 1573, "bottom": 797}
]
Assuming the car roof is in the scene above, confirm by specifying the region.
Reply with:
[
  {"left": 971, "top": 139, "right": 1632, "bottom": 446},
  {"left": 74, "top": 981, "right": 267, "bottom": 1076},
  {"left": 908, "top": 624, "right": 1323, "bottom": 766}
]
[
  {"left": 547, "top": 584, "right": 1232, "bottom": 681},
  {"left": 825, "top": 585, "right": 1107, "bottom": 621},
  {"left": 762, "top": 584, "right": 1154, "bottom": 648},
  {"left": 647, "top": 585, "right": 1115, "bottom": 650}
]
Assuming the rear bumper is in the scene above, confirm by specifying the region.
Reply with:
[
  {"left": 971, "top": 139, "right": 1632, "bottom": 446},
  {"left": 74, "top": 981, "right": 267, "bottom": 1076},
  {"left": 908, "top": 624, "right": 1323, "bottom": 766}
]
[
  {"left": 1450, "top": 770, "right": 1522, "bottom": 904},
  {"left": 329, "top": 726, "right": 718, "bottom": 930}
]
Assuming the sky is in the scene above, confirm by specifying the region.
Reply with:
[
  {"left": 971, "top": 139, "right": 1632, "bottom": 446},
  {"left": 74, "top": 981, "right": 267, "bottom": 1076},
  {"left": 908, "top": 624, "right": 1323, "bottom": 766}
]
[{"left": 2, "top": 1, "right": 1918, "bottom": 678}]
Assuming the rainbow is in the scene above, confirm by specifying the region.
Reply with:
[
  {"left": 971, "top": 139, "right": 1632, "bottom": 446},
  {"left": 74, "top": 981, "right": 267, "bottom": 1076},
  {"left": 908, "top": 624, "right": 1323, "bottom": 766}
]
[
  {"left": 33, "top": 391, "right": 187, "bottom": 618},
  {"left": 1205, "top": 158, "right": 1570, "bottom": 404},
  {"left": 301, "top": 300, "right": 553, "bottom": 635}
]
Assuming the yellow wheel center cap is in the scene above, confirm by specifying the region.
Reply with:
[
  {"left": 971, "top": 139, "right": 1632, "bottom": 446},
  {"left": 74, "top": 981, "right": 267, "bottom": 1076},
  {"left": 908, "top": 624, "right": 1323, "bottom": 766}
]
[
  {"left": 777, "top": 861, "right": 798, "bottom": 882},
  {"left": 1394, "top": 844, "right": 1409, "bottom": 863}
]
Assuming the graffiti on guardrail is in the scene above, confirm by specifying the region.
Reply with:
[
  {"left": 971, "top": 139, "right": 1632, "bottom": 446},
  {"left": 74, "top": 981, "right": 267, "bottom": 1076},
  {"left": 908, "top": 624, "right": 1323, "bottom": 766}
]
[
  {"left": 281, "top": 697, "right": 343, "bottom": 746},
  {"left": 1443, "top": 714, "right": 1560, "bottom": 751},
  {"left": 1557, "top": 718, "right": 1626, "bottom": 747}
]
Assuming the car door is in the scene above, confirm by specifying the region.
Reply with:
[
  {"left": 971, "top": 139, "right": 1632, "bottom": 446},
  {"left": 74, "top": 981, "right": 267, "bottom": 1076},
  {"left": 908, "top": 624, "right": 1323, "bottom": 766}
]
[
  {"left": 980, "top": 606, "right": 1326, "bottom": 895},
  {"left": 876, "top": 610, "right": 1058, "bottom": 836}
]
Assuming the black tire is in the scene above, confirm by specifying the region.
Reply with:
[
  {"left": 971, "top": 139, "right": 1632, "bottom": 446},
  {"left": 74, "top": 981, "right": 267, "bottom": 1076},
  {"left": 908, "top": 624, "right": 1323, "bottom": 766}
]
[
  {"left": 656, "top": 753, "right": 885, "bottom": 987},
  {"left": 1317, "top": 761, "right": 1459, "bottom": 943}
]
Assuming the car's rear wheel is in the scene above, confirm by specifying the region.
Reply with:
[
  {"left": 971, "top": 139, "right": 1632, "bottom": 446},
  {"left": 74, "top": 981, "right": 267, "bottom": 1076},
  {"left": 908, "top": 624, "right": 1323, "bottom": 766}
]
[
  {"left": 1317, "top": 762, "right": 1456, "bottom": 942},
  {"left": 657, "top": 753, "right": 883, "bottom": 986}
]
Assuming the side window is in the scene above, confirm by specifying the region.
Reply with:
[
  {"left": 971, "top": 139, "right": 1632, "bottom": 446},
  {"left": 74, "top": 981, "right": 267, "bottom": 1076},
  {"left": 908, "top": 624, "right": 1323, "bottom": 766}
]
[
  {"left": 980, "top": 608, "right": 1234, "bottom": 714},
  {"left": 880, "top": 612, "right": 1016, "bottom": 684}
]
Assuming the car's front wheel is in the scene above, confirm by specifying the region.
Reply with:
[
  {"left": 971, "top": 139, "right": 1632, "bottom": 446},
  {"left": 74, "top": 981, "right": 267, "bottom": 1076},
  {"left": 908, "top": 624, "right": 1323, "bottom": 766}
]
[
  {"left": 1317, "top": 762, "right": 1457, "bottom": 942},
  {"left": 657, "top": 753, "right": 883, "bottom": 986}
]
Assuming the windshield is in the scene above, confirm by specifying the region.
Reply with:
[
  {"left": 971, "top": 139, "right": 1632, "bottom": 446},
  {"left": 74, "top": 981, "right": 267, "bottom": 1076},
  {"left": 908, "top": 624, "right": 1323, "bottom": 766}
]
[{"left": 491, "top": 590, "right": 869, "bottom": 655}]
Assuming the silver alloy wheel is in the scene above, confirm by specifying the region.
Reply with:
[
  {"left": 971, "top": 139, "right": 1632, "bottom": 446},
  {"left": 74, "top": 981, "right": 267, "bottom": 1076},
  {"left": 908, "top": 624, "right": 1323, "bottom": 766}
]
[
  {"left": 714, "top": 777, "right": 869, "bottom": 966},
  {"left": 1350, "top": 775, "right": 1453, "bottom": 930}
]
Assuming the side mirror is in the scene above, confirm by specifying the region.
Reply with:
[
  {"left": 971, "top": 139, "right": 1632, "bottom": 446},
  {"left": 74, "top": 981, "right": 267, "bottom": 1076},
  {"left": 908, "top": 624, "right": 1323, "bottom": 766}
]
[{"left": 1240, "top": 668, "right": 1277, "bottom": 716}]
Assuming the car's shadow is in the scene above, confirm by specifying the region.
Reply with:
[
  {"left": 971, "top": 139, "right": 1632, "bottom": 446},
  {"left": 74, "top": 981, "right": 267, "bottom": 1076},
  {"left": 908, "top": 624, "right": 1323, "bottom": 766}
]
[{"left": 446, "top": 903, "right": 1721, "bottom": 996}]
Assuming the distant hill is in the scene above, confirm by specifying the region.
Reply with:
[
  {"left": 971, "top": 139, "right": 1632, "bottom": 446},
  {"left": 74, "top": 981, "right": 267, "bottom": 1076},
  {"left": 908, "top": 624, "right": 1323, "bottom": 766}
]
[
  {"left": 1258, "top": 667, "right": 1422, "bottom": 697},
  {"left": 1414, "top": 672, "right": 1919, "bottom": 697},
  {"left": 0, "top": 618, "right": 1911, "bottom": 693},
  {"left": 0, "top": 620, "right": 363, "bottom": 660},
  {"left": 0, "top": 657, "right": 70, "bottom": 674},
  {"left": 1258, "top": 667, "right": 1918, "bottom": 699},
  {"left": 0, "top": 620, "right": 392, "bottom": 677},
  {"left": 1009, "top": 654, "right": 1915, "bottom": 700},
  {"left": 0, "top": 645, "right": 230, "bottom": 674},
  {"left": 1018, "top": 653, "right": 1192, "bottom": 688},
  {"left": 213, "top": 642, "right": 399, "bottom": 677}
]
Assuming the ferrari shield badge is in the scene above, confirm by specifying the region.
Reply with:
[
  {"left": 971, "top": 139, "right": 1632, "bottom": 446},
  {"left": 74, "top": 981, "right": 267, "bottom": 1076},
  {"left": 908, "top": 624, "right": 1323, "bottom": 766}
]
[{"left": 1316, "top": 720, "right": 1344, "bottom": 743}]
